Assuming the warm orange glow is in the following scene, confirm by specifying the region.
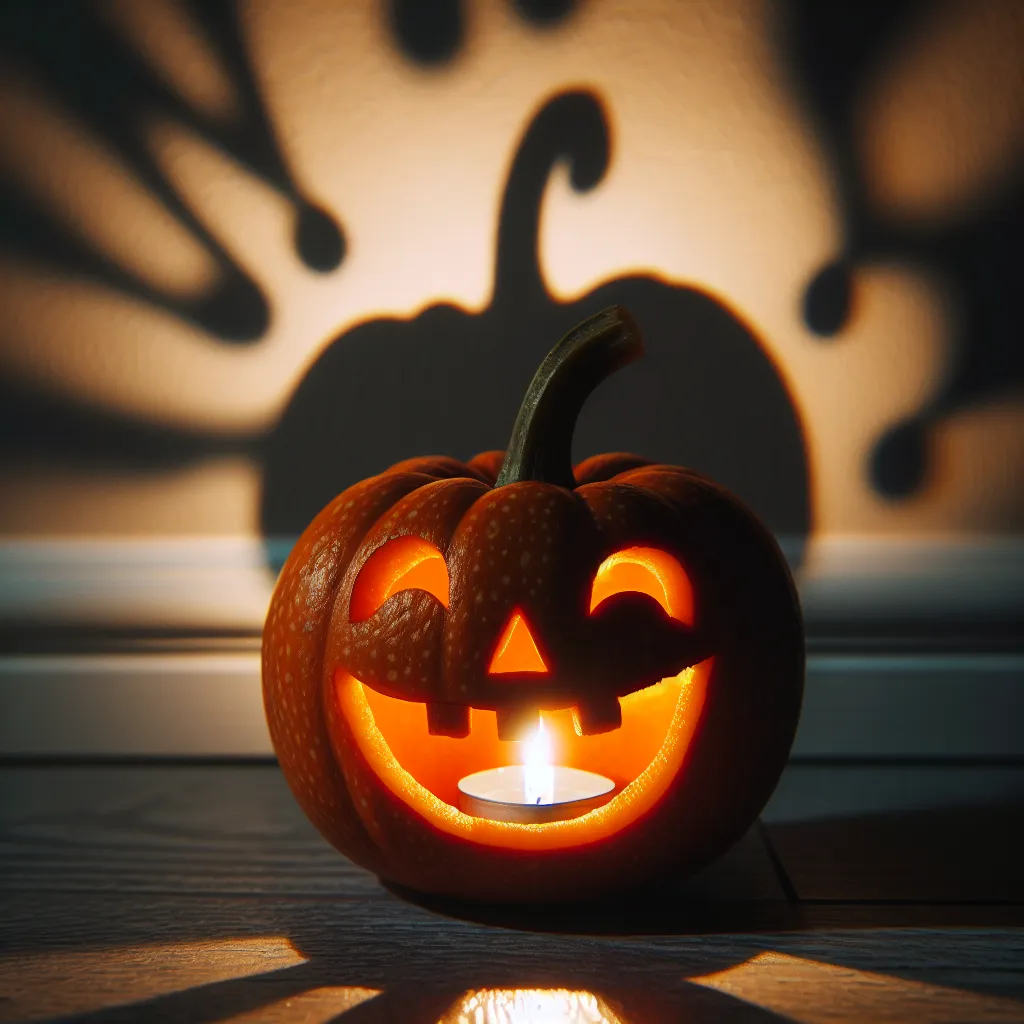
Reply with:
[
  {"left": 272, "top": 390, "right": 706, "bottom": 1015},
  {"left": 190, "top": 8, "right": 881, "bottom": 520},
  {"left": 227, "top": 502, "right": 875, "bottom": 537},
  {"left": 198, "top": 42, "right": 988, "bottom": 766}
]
[
  {"left": 589, "top": 547, "right": 694, "bottom": 625},
  {"left": 335, "top": 659, "right": 709, "bottom": 850},
  {"left": 349, "top": 535, "right": 449, "bottom": 622},
  {"left": 488, "top": 609, "right": 549, "bottom": 675},
  {"left": 357, "top": 675, "right": 682, "bottom": 807},
  {"left": 690, "top": 951, "right": 1024, "bottom": 1023},
  {"left": 440, "top": 988, "right": 624, "bottom": 1024},
  {"left": 0, "top": 938, "right": 332, "bottom": 1022}
]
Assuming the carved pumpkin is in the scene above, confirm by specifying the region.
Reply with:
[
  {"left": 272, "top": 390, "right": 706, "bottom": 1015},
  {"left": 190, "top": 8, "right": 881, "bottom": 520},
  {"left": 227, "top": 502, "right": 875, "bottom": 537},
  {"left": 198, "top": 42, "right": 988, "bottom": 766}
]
[{"left": 263, "top": 306, "right": 803, "bottom": 903}]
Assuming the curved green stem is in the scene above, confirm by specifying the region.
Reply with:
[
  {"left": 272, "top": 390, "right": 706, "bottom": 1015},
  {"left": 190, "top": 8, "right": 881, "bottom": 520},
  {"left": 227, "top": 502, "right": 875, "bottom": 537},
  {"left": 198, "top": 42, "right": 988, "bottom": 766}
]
[{"left": 495, "top": 306, "right": 644, "bottom": 489}]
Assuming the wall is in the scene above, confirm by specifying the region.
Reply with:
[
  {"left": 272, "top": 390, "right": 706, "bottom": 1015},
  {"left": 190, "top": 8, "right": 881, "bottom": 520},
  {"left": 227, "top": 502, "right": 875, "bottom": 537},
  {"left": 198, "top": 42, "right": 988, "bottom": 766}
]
[{"left": 0, "top": 0, "right": 1021, "bottom": 754}]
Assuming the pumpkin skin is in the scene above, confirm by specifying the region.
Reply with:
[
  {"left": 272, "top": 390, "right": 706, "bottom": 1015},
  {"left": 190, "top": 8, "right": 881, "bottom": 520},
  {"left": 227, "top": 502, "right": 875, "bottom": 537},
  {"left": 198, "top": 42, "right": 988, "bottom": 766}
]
[{"left": 262, "top": 307, "right": 803, "bottom": 903}]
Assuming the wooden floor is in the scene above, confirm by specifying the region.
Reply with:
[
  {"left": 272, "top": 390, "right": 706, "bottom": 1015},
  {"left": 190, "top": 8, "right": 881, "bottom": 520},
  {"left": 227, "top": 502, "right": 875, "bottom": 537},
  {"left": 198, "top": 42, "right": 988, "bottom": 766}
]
[{"left": 1, "top": 762, "right": 1023, "bottom": 1023}]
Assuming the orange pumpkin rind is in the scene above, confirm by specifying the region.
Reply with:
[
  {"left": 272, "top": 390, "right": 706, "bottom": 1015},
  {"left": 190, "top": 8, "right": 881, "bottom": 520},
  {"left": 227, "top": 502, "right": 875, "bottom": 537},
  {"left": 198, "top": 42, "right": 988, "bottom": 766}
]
[{"left": 262, "top": 306, "right": 803, "bottom": 903}]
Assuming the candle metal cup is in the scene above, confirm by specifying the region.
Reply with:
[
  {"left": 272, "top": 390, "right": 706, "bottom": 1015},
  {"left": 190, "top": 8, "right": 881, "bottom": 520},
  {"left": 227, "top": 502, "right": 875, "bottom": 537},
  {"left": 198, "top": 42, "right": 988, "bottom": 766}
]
[{"left": 457, "top": 765, "right": 615, "bottom": 824}]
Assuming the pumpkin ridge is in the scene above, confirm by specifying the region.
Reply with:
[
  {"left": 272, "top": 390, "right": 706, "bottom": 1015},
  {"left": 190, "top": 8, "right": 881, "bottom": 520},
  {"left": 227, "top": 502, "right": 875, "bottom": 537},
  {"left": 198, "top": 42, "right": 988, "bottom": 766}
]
[
  {"left": 573, "top": 452, "right": 653, "bottom": 486},
  {"left": 265, "top": 474, "right": 429, "bottom": 871}
]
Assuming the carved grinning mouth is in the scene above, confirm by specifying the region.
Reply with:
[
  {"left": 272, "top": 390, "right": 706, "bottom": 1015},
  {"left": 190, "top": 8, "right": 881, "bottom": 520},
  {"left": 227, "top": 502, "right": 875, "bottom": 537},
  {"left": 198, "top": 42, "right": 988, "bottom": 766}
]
[
  {"left": 336, "top": 521, "right": 712, "bottom": 847},
  {"left": 332, "top": 658, "right": 711, "bottom": 850}
]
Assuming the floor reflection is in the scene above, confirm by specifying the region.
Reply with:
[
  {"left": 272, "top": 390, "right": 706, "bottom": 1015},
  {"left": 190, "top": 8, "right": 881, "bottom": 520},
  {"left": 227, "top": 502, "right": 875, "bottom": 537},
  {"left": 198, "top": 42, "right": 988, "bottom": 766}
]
[
  {"left": 3, "top": 763, "right": 1023, "bottom": 1022},
  {"left": 9, "top": 948, "right": 1022, "bottom": 1023},
  {"left": 440, "top": 988, "right": 623, "bottom": 1024}
]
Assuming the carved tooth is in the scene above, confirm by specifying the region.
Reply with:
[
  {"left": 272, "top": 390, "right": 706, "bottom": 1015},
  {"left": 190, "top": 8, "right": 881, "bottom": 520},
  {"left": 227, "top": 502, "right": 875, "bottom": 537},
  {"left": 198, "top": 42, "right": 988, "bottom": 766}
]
[
  {"left": 572, "top": 696, "right": 622, "bottom": 736},
  {"left": 426, "top": 702, "right": 471, "bottom": 738},
  {"left": 496, "top": 707, "right": 540, "bottom": 742}
]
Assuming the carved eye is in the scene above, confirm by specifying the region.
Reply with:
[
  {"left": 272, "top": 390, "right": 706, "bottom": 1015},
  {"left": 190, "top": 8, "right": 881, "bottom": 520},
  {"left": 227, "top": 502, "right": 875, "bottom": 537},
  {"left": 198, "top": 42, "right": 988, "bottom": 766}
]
[
  {"left": 350, "top": 536, "right": 450, "bottom": 622},
  {"left": 589, "top": 546, "right": 694, "bottom": 626}
]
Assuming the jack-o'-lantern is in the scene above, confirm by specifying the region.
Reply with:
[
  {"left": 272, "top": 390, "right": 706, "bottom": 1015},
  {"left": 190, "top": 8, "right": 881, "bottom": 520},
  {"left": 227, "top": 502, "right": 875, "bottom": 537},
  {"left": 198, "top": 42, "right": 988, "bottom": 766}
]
[{"left": 263, "top": 306, "right": 803, "bottom": 903}]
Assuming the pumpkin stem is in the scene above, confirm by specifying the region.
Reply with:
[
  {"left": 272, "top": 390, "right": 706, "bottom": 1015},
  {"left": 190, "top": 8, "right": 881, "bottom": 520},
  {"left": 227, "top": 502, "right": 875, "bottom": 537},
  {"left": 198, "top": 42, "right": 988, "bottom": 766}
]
[{"left": 495, "top": 306, "right": 644, "bottom": 489}]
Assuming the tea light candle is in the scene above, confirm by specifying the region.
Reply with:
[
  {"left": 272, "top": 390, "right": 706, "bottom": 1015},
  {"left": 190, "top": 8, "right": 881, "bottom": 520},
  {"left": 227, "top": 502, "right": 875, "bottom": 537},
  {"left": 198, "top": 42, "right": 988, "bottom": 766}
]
[
  {"left": 458, "top": 764, "right": 615, "bottom": 823},
  {"left": 457, "top": 717, "right": 614, "bottom": 823}
]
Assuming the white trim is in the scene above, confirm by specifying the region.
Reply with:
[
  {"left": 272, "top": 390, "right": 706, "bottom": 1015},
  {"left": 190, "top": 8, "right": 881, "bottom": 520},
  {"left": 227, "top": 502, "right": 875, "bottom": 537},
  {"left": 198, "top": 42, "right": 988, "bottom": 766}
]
[
  {"left": 798, "top": 535, "right": 1024, "bottom": 624},
  {"left": 1, "top": 651, "right": 1021, "bottom": 758},
  {"left": 791, "top": 653, "right": 1024, "bottom": 759},
  {"left": 1, "top": 535, "right": 1020, "bottom": 757},
  {"left": 0, "top": 653, "right": 268, "bottom": 757},
  {"left": 0, "top": 538, "right": 277, "bottom": 631},
  {"left": 0, "top": 535, "right": 1021, "bottom": 631}
]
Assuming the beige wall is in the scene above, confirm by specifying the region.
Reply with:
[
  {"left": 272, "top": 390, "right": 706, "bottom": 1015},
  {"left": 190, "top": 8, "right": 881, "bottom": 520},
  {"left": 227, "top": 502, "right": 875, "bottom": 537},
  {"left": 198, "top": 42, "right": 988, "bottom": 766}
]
[{"left": 0, "top": 0, "right": 1020, "bottom": 540}]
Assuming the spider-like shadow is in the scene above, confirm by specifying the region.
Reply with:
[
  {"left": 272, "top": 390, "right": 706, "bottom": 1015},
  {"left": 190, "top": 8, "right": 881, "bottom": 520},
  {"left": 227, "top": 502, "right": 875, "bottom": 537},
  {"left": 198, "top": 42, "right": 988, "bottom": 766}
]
[
  {"left": 0, "top": 0, "right": 344, "bottom": 343},
  {"left": 775, "top": 0, "right": 1024, "bottom": 499}
]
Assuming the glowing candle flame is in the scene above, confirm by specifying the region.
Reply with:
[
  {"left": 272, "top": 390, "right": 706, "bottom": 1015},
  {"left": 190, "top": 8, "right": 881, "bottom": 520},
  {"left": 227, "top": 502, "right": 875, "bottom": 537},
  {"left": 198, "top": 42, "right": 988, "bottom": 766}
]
[{"left": 522, "top": 716, "right": 555, "bottom": 806}]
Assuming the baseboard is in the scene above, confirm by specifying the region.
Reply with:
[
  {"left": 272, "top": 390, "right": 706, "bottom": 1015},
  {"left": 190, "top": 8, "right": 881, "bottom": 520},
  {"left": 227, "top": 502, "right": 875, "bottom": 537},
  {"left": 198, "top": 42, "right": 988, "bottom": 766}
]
[
  {"left": 1, "top": 535, "right": 1022, "bottom": 642},
  {"left": 1, "top": 534, "right": 1020, "bottom": 757},
  {"left": 1, "top": 650, "right": 1021, "bottom": 758},
  {"left": 0, "top": 653, "right": 269, "bottom": 757},
  {"left": 0, "top": 538, "right": 276, "bottom": 635}
]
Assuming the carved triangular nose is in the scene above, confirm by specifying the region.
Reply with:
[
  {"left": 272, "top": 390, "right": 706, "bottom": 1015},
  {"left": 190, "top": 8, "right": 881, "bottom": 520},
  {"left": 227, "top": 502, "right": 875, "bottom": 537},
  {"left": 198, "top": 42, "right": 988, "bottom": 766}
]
[{"left": 488, "top": 609, "right": 548, "bottom": 674}]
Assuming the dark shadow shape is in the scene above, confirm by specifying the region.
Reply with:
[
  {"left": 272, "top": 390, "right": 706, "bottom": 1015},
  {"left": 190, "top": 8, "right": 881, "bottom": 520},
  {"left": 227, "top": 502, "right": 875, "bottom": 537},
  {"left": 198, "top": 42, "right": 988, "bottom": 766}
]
[
  {"left": 179, "top": 0, "right": 347, "bottom": 274},
  {"left": 869, "top": 417, "right": 927, "bottom": 497},
  {"left": 296, "top": 202, "right": 347, "bottom": 273},
  {"left": 802, "top": 259, "right": 852, "bottom": 338},
  {"left": 15, "top": 922, "right": 791, "bottom": 1024},
  {"left": 775, "top": 0, "right": 1024, "bottom": 500},
  {"left": 25, "top": 968, "right": 794, "bottom": 1024},
  {"left": 0, "top": 375, "right": 253, "bottom": 473},
  {"left": 765, "top": 799, "right": 1024, "bottom": 904},
  {"left": 382, "top": 878, "right": 800, "bottom": 937},
  {"left": 388, "top": 0, "right": 464, "bottom": 65},
  {"left": 42, "top": 979, "right": 794, "bottom": 1024},
  {"left": 0, "top": 0, "right": 344, "bottom": 344},
  {"left": 389, "top": 0, "right": 579, "bottom": 67},
  {"left": 0, "top": 175, "right": 269, "bottom": 343},
  {"left": 261, "top": 90, "right": 810, "bottom": 571},
  {"left": 513, "top": 0, "right": 580, "bottom": 28}
]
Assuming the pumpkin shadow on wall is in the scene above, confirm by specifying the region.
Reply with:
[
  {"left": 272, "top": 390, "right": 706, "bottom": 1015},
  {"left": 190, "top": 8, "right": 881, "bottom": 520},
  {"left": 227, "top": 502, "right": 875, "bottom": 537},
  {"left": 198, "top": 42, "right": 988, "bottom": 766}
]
[{"left": 261, "top": 90, "right": 810, "bottom": 571}]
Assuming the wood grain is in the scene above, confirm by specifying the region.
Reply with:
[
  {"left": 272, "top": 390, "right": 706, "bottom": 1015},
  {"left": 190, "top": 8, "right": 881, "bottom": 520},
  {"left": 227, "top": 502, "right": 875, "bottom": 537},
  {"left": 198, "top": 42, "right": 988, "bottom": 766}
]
[
  {"left": 1, "top": 764, "right": 1022, "bottom": 1022},
  {"left": 0, "top": 765, "right": 786, "bottom": 903}
]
